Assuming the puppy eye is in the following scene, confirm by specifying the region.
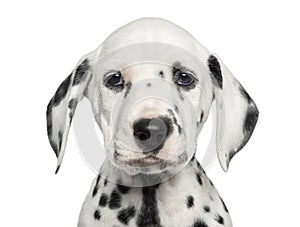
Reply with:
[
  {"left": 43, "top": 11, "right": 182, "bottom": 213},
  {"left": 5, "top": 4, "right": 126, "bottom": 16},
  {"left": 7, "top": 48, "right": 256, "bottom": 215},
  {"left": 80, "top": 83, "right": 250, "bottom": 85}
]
[
  {"left": 177, "top": 72, "right": 194, "bottom": 86},
  {"left": 105, "top": 71, "right": 124, "bottom": 87}
]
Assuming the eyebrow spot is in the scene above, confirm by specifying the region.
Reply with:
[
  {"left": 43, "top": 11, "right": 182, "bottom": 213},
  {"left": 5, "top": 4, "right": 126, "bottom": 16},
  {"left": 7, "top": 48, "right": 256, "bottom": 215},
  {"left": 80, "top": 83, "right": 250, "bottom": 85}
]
[
  {"left": 124, "top": 81, "right": 132, "bottom": 98},
  {"left": 159, "top": 71, "right": 165, "bottom": 78},
  {"left": 172, "top": 61, "right": 185, "bottom": 75}
]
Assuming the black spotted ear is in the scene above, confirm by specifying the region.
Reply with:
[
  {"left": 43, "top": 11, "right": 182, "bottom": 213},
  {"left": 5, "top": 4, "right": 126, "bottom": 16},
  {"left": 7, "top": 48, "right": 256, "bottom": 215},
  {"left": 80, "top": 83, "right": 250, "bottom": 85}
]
[
  {"left": 208, "top": 54, "right": 259, "bottom": 172},
  {"left": 46, "top": 57, "right": 92, "bottom": 173}
]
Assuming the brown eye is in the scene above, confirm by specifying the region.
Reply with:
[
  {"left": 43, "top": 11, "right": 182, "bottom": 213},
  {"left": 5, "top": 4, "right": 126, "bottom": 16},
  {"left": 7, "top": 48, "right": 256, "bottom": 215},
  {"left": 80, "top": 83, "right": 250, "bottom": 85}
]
[
  {"left": 105, "top": 71, "right": 124, "bottom": 87},
  {"left": 177, "top": 72, "right": 194, "bottom": 86}
]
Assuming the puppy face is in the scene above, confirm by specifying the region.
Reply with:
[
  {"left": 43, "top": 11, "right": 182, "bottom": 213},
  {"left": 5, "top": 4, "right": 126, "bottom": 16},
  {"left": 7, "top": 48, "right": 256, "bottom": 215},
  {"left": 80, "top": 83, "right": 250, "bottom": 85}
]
[
  {"left": 87, "top": 61, "right": 212, "bottom": 172},
  {"left": 47, "top": 18, "right": 258, "bottom": 175}
]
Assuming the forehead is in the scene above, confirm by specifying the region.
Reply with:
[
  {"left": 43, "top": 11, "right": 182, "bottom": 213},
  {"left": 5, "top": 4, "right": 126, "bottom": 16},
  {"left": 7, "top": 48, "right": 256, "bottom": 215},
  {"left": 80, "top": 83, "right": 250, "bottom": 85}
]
[
  {"left": 121, "top": 63, "right": 170, "bottom": 82},
  {"left": 94, "top": 44, "right": 209, "bottom": 85}
]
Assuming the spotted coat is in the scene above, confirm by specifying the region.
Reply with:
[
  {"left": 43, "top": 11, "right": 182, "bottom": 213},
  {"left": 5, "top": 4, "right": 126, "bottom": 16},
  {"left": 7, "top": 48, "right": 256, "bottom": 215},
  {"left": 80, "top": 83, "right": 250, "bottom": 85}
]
[{"left": 78, "top": 158, "right": 232, "bottom": 227}]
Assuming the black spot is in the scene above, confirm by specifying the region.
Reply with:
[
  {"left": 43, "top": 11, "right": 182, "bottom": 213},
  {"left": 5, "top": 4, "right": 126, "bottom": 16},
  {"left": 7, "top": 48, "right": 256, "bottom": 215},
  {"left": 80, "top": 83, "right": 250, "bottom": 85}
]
[
  {"left": 124, "top": 81, "right": 132, "bottom": 98},
  {"left": 215, "top": 214, "right": 224, "bottom": 225},
  {"left": 52, "top": 74, "right": 72, "bottom": 106},
  {"left": 114, "top": 150, "right": 120, "bottom": 160},
  {"left": 58, "top": 130, "right": 63, "bottom": 151},
  {"left": 109, "top": 190, "right": 121, "bottom": 209},
  {"left": 68, "top": 113, "right": 73, "bottom": 122},
  {"left": 99, "top": 193, "right": 109, "bottom": 207},
  {"left": 203, "top": 205, "right": 210, "bottom": 213},
  {"left": 146, "top": 82, "right": 151, "bottom": 87},
  {"left": 104, "top": 178, "right": 108, "bottom": 186},
  {"left": 117, "top": 184, "right": 130, "bottom": 194},
  {"left": 196, "top": 173, "right": 202, "bottom": 186},
  {"left": 73, "top": 59, "right": 89, "bottom": 86},
  {"left": 172, "top": 61, "right": 184, "bottom": 75},
  {"left": 136, "top": 185, "right": 161, "bottom": 227},
  {"left": 68, "top": 98, "right": 77, "bottom": 109},
  {"left": 219, "top": 196, "right": 228, "bottom": 213},
  {"left": 46, "top": 99, "right": 53, "bottom": 134},
  {"left": 117, "top": 206, "right": 136, "bottom": 225},
  {"left": 190, "top": 154, "right": 195, "bottom": 162},
  {"left": 94, "top": 209, "right": 101, "bottom": 220},
  {"left": 46, "top": 99, "right": 54, "bottom": 149},
  {"left": 244, "top": 105, "right": 259, "bottom": 135},
  {"left": 187, "top": 195, "right": 194, "bottom": 208},
  {"left": 55, "top": 165, "right": 60, "bottom": 174},
  {"left": 92, "top": 175, "right": 101, "bottom": 197},
  {"left": 177, "top": 125, "right": 182, "bottom": 134},
  {"left": 159, "top": 70, "right": 165, "bottom": 78},
  {"left": 68, "top": 98, "right": 78, "bottom": 119},
  {"left": 200, "top": 111, "right": 204, "bottom": 123},
  {"left": 174, "top": 105, "right": 179, "bottom": 113},
  {"left": 208, "top": 55, "right": 222, "bottom": 89},
  {"left": 192, "top": 219, "right": 209, "bottom": 227}
]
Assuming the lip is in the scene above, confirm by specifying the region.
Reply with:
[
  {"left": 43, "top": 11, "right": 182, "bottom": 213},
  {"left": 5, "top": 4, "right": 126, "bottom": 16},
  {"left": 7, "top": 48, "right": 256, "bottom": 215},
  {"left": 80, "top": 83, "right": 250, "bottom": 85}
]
[{"left": 124, "top": 155, "right": 164, "bottom": 167}]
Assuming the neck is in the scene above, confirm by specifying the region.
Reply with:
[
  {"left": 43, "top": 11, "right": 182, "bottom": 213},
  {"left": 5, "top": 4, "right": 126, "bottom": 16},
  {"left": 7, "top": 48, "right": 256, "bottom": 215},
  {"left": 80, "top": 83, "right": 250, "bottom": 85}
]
[{"left": 83, "top": 156, "right": 219, "bottom": 227}]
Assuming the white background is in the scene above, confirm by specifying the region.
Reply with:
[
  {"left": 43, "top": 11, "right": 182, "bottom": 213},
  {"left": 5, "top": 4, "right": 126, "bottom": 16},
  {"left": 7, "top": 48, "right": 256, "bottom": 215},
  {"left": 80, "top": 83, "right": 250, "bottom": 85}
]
[{"left": 1, "top": 1, "right": 299, "bottom": 226}]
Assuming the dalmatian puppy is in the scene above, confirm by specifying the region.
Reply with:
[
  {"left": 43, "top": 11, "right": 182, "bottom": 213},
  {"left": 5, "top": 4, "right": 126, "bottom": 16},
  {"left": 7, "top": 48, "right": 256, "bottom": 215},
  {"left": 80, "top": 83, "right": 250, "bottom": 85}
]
[{"left": 46, "top": 18, "right": 259, "bottom": 227}]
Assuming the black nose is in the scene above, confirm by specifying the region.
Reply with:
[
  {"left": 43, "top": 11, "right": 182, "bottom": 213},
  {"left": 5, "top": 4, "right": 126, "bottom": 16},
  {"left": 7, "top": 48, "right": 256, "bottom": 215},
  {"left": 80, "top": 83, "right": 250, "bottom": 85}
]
[{"left": 133, "top": 117, "right": 173, "bottom": 154}]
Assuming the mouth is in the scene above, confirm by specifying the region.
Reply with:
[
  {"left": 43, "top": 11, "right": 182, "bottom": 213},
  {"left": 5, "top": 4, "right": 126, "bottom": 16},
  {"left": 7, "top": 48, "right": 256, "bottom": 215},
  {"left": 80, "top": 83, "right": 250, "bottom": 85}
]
[{"left": 123, "top": 155, "right": 164, "bottom": 167}]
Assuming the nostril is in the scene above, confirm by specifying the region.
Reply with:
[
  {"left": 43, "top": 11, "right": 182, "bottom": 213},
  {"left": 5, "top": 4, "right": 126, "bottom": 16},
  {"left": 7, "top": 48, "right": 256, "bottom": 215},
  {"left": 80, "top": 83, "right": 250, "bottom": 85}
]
[
  {"left": 134, "top": 130, "right": 151, "bottom": 141},
  {"left": 133, "top": 118, "right": 152, "bottom": 141}
]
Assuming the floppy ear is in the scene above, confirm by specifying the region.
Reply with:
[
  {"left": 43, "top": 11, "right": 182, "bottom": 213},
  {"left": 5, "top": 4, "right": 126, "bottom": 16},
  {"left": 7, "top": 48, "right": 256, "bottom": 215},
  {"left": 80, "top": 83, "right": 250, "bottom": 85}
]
[
  {"left": 207, "top": 54, "right": 259, "bottom": 172},
  {"left": 46, "top": 57, "right": 92, "bottom": 173}
]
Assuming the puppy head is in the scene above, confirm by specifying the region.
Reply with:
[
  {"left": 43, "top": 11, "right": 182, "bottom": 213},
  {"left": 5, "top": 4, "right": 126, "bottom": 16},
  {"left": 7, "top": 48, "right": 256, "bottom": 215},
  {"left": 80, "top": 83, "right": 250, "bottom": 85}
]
[
  {"left": 47, "top": 18, "right": 258, "bottom": 174},
  {"left": 88, "top": 60, "right": 203, "bottom": 173}
]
